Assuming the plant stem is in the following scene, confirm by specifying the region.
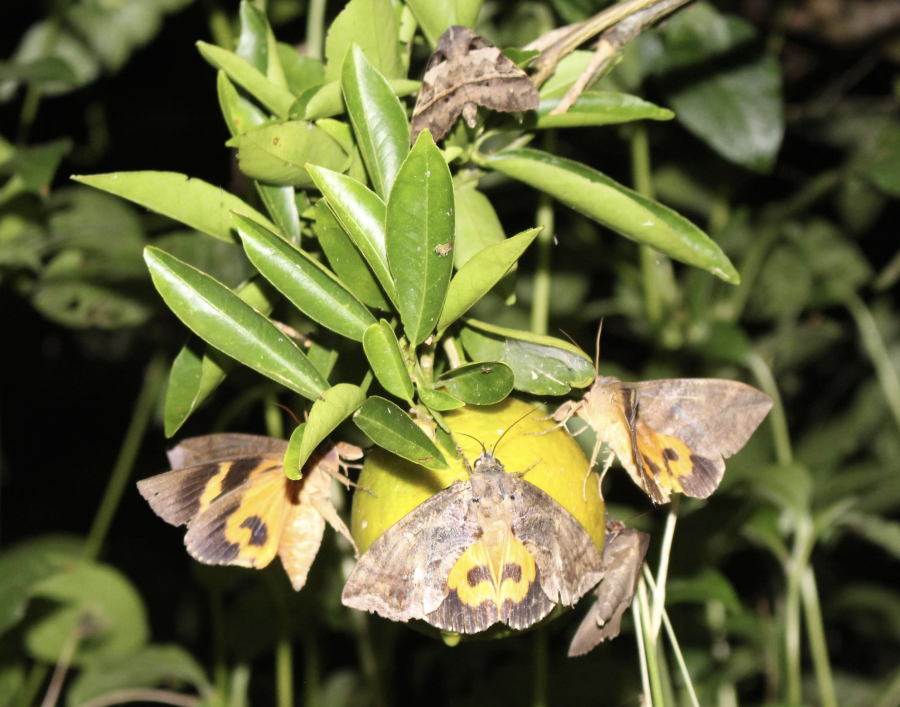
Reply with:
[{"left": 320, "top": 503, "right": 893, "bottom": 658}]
[
  {"left": 632, "top": 587, "right": 653, "bottom": 707},
  {"left": 303, "top": 629, "right": 320, "bottom": 707},
  {"left": 264, "top": 392, "right": 285, "bottom": 439},
  {"left": 650, "top": 497, "right": 678, "bottom": 639},
  {"left": 531, "top": 131, "right": 556, "bottom": 337},
  {"left": 306, "top": 0, "right": 327, "bottom": 60},
  {"left": 638, "top": 578, "right": 665, "bottom": 706},
  {"left": 745, "top": 351, "right": 793, "bottom": 466},
  {"left": 211, "top": 587, "right": 229, "bottom": 704},
  {"left": 85, "top": 352, "right": 167, "bottom": 560},
  {"left": 846, "top": 293, "right": 900, "bottom": 434},
  {"left": 801, "top": 566, "right": 837, "bottom": 707},
  {"left": 40, "top": 618, "right": 83, "bottom": 707},
  {"left": 350, "top": 611, "right": 387, "bottom": 707},
  {"left": 784, "top": 515, "right": 813, "bottom": 706},
  {"left": 275, "top": 633, "right": 294, "bottom": 707},
  {"left": 631, "top": 125, "right": 664, "bottom": 330},
  {"left": 532, "top": 626, "right": 549, "bottom": 707}
]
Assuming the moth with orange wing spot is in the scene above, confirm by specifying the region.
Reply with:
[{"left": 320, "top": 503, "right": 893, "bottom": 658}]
[{"left": 137, "top": 433, "right": 363, "bottom": 590}]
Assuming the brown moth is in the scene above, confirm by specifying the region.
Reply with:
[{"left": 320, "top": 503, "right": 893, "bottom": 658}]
[
  {"left": 569, "top": 517, "right": 649, "bottom": 656},
  {"left": 138, "top": 433, "right": 362, "bottom": 590},
  {"left": 552, "top": 377, "right": 773, "bottom": 504},
  {"left": 410, "top": 26, "right": 540, "bottom": 143},
  {"left": 341, "top": 445, "right": 604, "bottom": 633}
]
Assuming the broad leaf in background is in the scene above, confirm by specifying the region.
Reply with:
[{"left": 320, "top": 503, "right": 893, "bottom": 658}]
[
  {"left": 354, "top": 397, "right": 450, "bottom": 470},
  {"left": 145, "top": 247, "right": 328, "bottom": 400},
  {"left": 487, "top": 149, "right": 740, "bottom": 283},
  {"left": 418, "top": 387, "right": 465, "bottom": 411},
  {"left": 0, "top": 139, "right": 71, "bottom": 203},
  {"left": 858, "top": 122, "right": 900, "bottom": 197},
  {"left": 452, "top": 175, "right": 508, "bottom": 269},
  {"left": 438, "top": 362, "right": 515, "bottom": 405},
  {"left": 324, "top": 0, "right": 402, "bottom": 82},
  {"left": 460, "top": 319, "right": 595, "bottom": 395},
  {"left": 386, "top": 131, "right": 455, "bottom": 346},
  {"left": 363, "top": 320, "right": 415, "bottom": 403},
  {"left": 529, "top": 93, "right": 673, "bottom": 129},
  {"left": 405, "top": 0, "right": 482, "bottom": 47}
]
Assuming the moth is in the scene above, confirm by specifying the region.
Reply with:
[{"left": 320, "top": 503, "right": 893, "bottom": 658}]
[
  {"left": 569, "top": 517, "right": 649, "bottom": 656},
  {"left": 137, "top": 433, "right": 362, "bottom": 590},
  {"left": 411, "top": 25, "right": 540, "bottom": 143},
  {"left": 551, "top": 377, "right": 773, "bottom": 504},
  {"left": 341, "top": 444, "right": 604, "bottom": 633}
]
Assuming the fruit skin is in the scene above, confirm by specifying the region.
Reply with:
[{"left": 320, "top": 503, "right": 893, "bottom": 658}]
[{"left": 350, "top": 397, "right": 606, "bottom": 556}]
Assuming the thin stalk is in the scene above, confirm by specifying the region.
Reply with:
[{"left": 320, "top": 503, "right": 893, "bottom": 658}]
[
  {"left": 631, "top": 125, "right": 662, "bottom": 329},
  {"left": 302, "top": 629, "right": 320, "bottom": 707},
  {"left": 211, "top": 588, "right": 229, "bottom": 704},
  {"left": 632, "top": 587, "right": 653, "bottom": 707},
  {"left": 531, "top": 194, "right": 554, "bottom": 337},
  {"left": 651, "top": 496, "right": 678, "bottom": 639},
  {"left": 264, "top": 392, "right": 285, "bottom": 439},
  {"left": 40, "top": 618, "right": 83, "bottom": 707},
  {"left": 745, "top": 352, "right": 793, "bottom": 466},
  {"left": 784, "top": 515, "right": 813, "bottom": 707},
  {"left": 306, "top": 0, "right": 328, "bottom": 60},
  {"left": 638, "top": 578, "right": 665, "bottom": 705},
  {"left": 204, "top": 0, "right": 234, "bottom": 49},
  {"left": 359, "top": 368, "right": 374, "bottom": 396},
  {"left": 846, "top": 293, "right": 900, "bottom": 434},
  {"left": 532, "top": 626, "right": 549, "bottom": 707},
  {"left": 801, "top": 567, "right": 837, "bottom": 707},
  {"left": 275, "top": 633, "right": 294, "bottom": 707},
  {"left": 85, "top": 352, "right": 167, "bottom": 560}
]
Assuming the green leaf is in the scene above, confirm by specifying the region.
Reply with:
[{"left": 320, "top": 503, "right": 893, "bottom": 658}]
[
  {"left": 228, "top": 120, "right": 350, "bottom": 188},
  {"left": 487, "top": 149, "right": 739, "bottom": 283},
  {"left": 858, "top": 123, "right": 900, "bottom": 197},
  {"left": 315, "top": 200, "right": 390, "bottom": 310},
  {"left": 386, "top": 131, "right": 455, "bottom": 346},
  {"left": 438, "top": 362, "right": 514, "bottom": 405},
  {"left": 405, "top": 0, "right": 482, "bottom": 47},
  {"left": 460, "top": 319, "right": 595, "bottom": 395},
  {"left": 25, "top": 563, "right": 148, "bottom": 667},
  {"left": 665, "top": 54, "right": 784, "bottom": 172},
  {"left": 342, "top": 44, "right": 410, "bottom": 200},
  {"left": 749, "top": 463, "right": 812, "bottom": 514},
  {"left": 418, "top": 387, "right": 465, "bottom": 411},
  {"left": 32, "top": 280, "right": 154, "bottom": 330},
  {"left": 235, "top": 1, "right": 270, "bottom": 74},
  {"left": 666, "top": 569, "right": 742, "bottom": 612},
  {"left": 0, "top": 140, "right": 71, "bottom": 198},
  {"left": 72, "top": 172, "right": 280, "bottom": 244},
  {"left": 283, "top": 384, "right": 365, "bottom": 479},
  {"left": 308, "top": 166, "right": 396, "bottom": 304},
  {"left": 277, "top": 44, "right": 326, "bottom": 97},
  {"left": 197, "top": 41, "right": 295, "bottom": 118},
  {"left": 452, "top": 176, "right": 507, "bottom": 269},
  {"left": 363, "top": 320, "right": 415, "bottom": 402},
  {"left": 163, "top": 278, "right": 279, "bottom": 437},
  {"left": 216, "top": 69, "right": 267, "bottom": 136},
  {"left": 144, "top": 247, "right": 328, "bottom": 400},
  {"left": 354, "top": 396, "right": 449, "bottom": 470},
  {"left": 297, "top": 78, "right": 421, "bottom": 121},
  {"left": 68, "top": 645, "right": 212, "bottom": 706},
  {"left": 234, "top": 213, "right": 375, "bottom": 341},
  {"left": 843, "top": 513, "right": 900, "bottom": 562},
  {"left": 0, "top": 57, "right": 78, "bottom": 86},
  {"left": 324, "top": 0, "right": 402, "bottom": 82},
  {"left": 437, "top": 227, "right": 541, "bottom": 333},
  {"left": 528, "top": 92, "right": 674, "bottom": 129}
]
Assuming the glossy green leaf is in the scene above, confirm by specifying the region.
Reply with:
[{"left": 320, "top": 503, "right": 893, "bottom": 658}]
[
  {"left": 283, "top": 384, "right": 365, "bottom": 479},
  {"left": 342, "top": 44, "right": 410, "bottom": 200},
  {"left": 297, "top": 78, "right": 421, "bottom": 121},
  {"left": 460, "top": 319, "right": 595, "bottom": 395},
  {"left": 527, "top": 92, "right": 673, "bottom": 129},
  {"left": 72, "top": 172, "right": 280, "bottom": 244},
  {"left": 145, "top": 247, "right": 328, "bottom": 399},
  {"left": 538, "top": 50, "right": 594, "bottom": 100},
  {"left": 487, "top": 149, "right": 739, "bottom": 283},
  {"left": 315, "top": 200, "right": 390, "bottom": 310},
  {"left": 354, "top": 396, "right": 449, "bottom": 470},
  {"left": 405, "top": 0, "right": 482, "bottom": 47},
  {"left": 217, "top": 69, "right": 267, "bottom": 136},
  {"left": 25, "top": 563, "right": 148, "bottom": 667},
  {"left": 324, "top": 0, "right": 402, "bottom": 82},
  {"left": 197, "top": 41, "right": 295, "bottom": 118},
  {"left": 316, "top": 118, "right": 369, "bottom": 185},
  {"left": 417, "top": 387, "right": 465, "bottom": 411},
  {"left": 228, "top": 121, "right": 350, "bottom": 188},
  {"left": 235, "top": 1, "right": 270, "bottom": 74},
  {"left": 163, "top": 278, "right": 279, "bottom": 437},
  {"left": 363, "top": 320, "right": 414, "bottom": 402},
  {"left": 277, "top": 44, "right": 326, "bottom": 97},
  {"left": 452, "top": 175, "right": 507, "bottom": 269},
  {"left": 437, "top": 227, "right": 541, "bottom": 334},
  {"left": 386, "top": 131, "right": 455, "bottom": 346},
  {"left": 438, "top": 362, "right": 514, "bottom": 405},
  {"left": 234, "top": 213, "right": 375, "bottom": 341},
  {"left": 308, "top": 166, "right": 396, "bottom": 304}
]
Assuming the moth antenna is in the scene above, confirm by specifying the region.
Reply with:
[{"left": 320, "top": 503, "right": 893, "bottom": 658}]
[
  {"left": 455, "top": 431, "right": 487, "bottom": 454},
  {"left": 275, "top": 403, "right": 304, "bottom": 427},
  {"left": 558, "top": 328, "right": 584, "bottom": 352},
  {"left": 594, "top": 318, "right": 604, "bottom": 377},
  {"left": 493, "top": 402, "right": 546, "bottom": 455}
]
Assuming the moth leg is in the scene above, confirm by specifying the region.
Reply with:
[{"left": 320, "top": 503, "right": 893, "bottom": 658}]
[
  {"left": 462, "top": 102, "right": 478, "bottom": 127},
  {"left": 510, "top": 458, "right": 542, "bottom": 478},
  {"left": 528, "top": 400, "right": 583, "bottom": 436},
  {"left": 457, "top": 444, "right": 475, "bottom": 476},
  {"left": 321, "top": 459, "right": 376, "bottom": 497},
  {"left": 308, "top": 491, "right": 359, "bottom": 558},
  {"left": 581, "top": 435, "right": 608, "bottom": 501}
]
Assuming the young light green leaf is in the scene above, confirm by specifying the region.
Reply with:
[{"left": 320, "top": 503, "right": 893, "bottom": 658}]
[
  {"left": 386, "top": 131, "right": 455, "bottom": 346},
  {"left": 283, "top": 384, "right": 366, "bottom": 479},
  {"left": 236, "top": 1, "right": 271, "bottom": 74},
  {"left": 197, "top": 41, "right": 295, "bottom": 118},
  {"left": 354, "top": 396, "right": 449, "bottom": 470},
  {"left": 308, "top": 166, "right": 396, "bottom": 304},
  {"left": 486, "top": 149, "right": 739, "bottom": 283},
  {"left": 72, "top": 172, "right": 280, "bottom": 244},
  {"left": 229, "top": 121, "right": 350, "bottom": 188},
  {"left": 363, "top": 320, "right": 415, "bottom": 402},
  {"left": 297, "top": 79, "right": 421, "bottom": 121},
  {"left": 438, "top": 362, "right": 514, "bottom": 405},
  {"left": 453, "top": 175, "right": 507, "bottom": 268},
  {"left": 145, "top": 247, "right": 328, "bottom": 400},
  {"left": 460, "top": 319, "right": 595, "bottom": 396},
  {"left": 405, "top": 0, "right": 482, "bottom": 47},
  {"left": 528, "top": 92, "right": 674, "bottom": 129},
  {"left": 418, "top": 387, "right": 465, "bottom": 411},
  {"left": 324, "top": 0, "right": 403, "bottom": 82},
  {"left": 342, "top": 44, "right": 410, "bottom": 200},
  {"left": 315, "top": 200, "right": 390, "bottom": 310},
  {"left": 278, "top": 45, "right": 326, "bottom": 97},
  {"left": 437, "top": 227, "right": 541, "bottom": 333},
  {"left": 233, "top": 213, "right": 376, "bottom": 341}
]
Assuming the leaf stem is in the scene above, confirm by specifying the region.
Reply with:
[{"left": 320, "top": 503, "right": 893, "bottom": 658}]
[
  {"left": 531, "top": 626, "right": 549, "bottom": 707},
  {"left": 306, "top": 0, "right": 328, "bottom": 60},
  {"left": 784, "top": 514, "right": 813, "bottom": 706},
  {"left": 745, "top": 351, "right": 793, "bottom": 466},
  {"left": 800, "top": 566, "right": 837, "bottom": 707},
  {"left": 531, "top": 131, "right": 556, "bottom": 336},
  {"left": 639, "top": 578, "right": 665, "bottom": 705},
  {"left": 276, "top": 632, "right": 294, "bottom": 707},
  {"left": 85, "top": 352, "right": 167, "bottom": 560},
  {"left": 632, "top": 586, "right": 653, "bottom": 707},
  {"left": 650, "top": 496, "right": 678, "bottom": 639}
]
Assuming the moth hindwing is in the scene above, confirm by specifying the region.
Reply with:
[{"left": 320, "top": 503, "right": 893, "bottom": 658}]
[{"left": 341, "top": 448, "right": 604, "bottom": 633}]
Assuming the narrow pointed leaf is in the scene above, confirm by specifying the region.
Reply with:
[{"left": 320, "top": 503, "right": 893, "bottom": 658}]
[
  {"left": 438, "top": 362, "right": 514, "bottom": 405},
  {"left": 418, "top": 387, "right": 465, "bottom": 411},
  {"left": 145, "top": 247, "right": 328, "bottom": 399},
  {"left": 300, "top": 78, "right": 421, "bottom": 121},
  {"left": 487, "top": 148, "right": 739, "bottom": 283},
  {"left": 234, "top": 213, "right": 376, "bottom": 341},
  {"left": 437, "top": 227, "right": 541, "bottom": 334},
  {"left": 72, "top": 172, "right": 280, "bottom": 244},
  {"left": 354, "top": 396, "right": 449, "bottom": 470},
  {"left": 363, "top": 320, "right": 414, "bottom": 402},
  {"left": 528, "top": 93, "right": 674, "bottom": 129},
  {"left": 405, "top": 0, "right": 482, "bottom": 47},
  {"left": 283, "top": 384, "right": 366, "bottom": 479},
  {"left": 386, "top": 131, "right": 455, "bottom": 346},
  {"left": 324, "top": 0, "right": 402, "bottom": 82},
  {"left": 342, "top": 45, "right": 410, "bottom": 200}
]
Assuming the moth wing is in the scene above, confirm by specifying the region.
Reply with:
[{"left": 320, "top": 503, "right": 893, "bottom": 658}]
[
  {"left": 511, "top": 479, "right": 605, "bottom": 607},
  {"left": 569, "top": 526, "right": 649, "bottom": 656},
  {"left": 278, "top": 471, "right": 328, "bottom": 591},
  {"left": 342, "top": 482, "right": 480, "bottom": 622},
  {"left": 455, "top": 51, "right": 540, "bottom": 114},
  {"left": 167, "top": 434, "right": 288, "bottom": 469}
]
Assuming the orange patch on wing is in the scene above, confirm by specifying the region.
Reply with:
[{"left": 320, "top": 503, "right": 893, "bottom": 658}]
[
  {"left": 220, "top": 473, "right": 294, "bottom": 568},
  {"left": 634, "top": 429, "right": 696, "bottom": 495},
  {"left": 446, "top": 535, "right": 537, "bottom": 610}
]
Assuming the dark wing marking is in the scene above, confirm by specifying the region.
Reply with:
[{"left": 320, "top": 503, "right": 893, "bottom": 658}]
[{"left": 167, "top": 434, "right": 288, "bottom": 469}]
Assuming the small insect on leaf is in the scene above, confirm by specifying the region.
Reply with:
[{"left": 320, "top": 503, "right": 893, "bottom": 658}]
[{"left": 434, "top": 242, "right": 453, "bottom": 256}]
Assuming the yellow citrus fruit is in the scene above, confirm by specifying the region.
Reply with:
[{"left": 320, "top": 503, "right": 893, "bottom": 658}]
[{"left": 350, "top": 398, "right": 606, "bottom": 641}]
